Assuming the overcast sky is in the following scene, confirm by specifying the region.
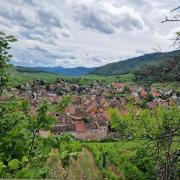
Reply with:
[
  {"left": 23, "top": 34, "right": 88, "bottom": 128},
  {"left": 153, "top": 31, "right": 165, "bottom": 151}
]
[{"left": 0, "top": 0, "right": 179, "bottom": 67}]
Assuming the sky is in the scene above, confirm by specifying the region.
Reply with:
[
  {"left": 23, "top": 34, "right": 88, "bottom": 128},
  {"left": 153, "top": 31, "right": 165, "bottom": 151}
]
[{"left": 0, "top": 0, "right": 179, "bottom": 67}]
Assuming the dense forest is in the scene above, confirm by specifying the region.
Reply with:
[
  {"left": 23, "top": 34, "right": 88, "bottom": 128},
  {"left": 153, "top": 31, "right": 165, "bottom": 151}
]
[{"left": 135, "top": 55, "right": 180, "bottom": 84}]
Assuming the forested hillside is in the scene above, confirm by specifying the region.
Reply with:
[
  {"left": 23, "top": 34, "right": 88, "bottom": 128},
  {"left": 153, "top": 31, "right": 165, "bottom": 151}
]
[
  {"left": 16, "top": 66, "right": 95, "bottom": 77},
  {"left": 91, "top": 50, "right": 180, "bottom": 76},
  {"left": 135, "top": 56, "right": 180, "bottom": 84}
]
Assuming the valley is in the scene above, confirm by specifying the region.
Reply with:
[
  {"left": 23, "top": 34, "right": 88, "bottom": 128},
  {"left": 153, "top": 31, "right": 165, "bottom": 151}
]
[
  {"left": 1, "top": 62, "right": 179, "bottom": 179},
  {"left": 0, "top": 3, "right": 180, "bottom": 179}
]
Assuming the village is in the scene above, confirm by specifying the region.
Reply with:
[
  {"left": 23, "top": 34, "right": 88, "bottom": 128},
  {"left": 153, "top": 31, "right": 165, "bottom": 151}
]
[{"left": 4, "top": 79, "right": 180, "bottom": 140}]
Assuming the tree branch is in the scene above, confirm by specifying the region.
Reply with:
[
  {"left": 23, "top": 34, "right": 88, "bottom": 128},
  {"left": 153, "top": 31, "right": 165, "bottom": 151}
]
[{"left": 170, "top": 6, "right": 180, "bottom": 12}]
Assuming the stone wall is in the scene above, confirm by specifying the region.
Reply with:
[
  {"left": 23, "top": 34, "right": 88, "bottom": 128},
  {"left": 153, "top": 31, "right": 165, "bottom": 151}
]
[{"left": 71, "top": 127, "right": 108, "bottom": 140}]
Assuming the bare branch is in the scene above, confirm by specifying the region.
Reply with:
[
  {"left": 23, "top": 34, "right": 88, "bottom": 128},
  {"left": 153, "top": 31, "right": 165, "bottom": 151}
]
[
  {"left": 170, "top": 6, "right": 180, "bottom": 12},
  {"left": 161, "top": 16, "right": 180, "bottom": 23},
  {"left": 161, "top": 6, "right": 180, "bottom": 23}
]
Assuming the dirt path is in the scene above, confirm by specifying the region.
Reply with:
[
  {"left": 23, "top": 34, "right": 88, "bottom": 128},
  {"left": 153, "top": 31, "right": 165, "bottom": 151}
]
[
  {"left": 67, "top": 147, "right": 102, "bottom": 180},
  {"left": 45, "top": 148, "right": 67, "bottom": 179},
  {"left": 45, "top": 147, "right": 102, "bottom": 180}
]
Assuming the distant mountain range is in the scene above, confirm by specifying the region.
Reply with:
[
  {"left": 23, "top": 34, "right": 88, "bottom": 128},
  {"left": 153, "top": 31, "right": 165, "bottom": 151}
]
[
  {"left": 16, "top": 66, "right": 96, "bottom": 77},
  {"left": 16, "top": 49, "right": 180, "bottom": 77},
  {"left": 91, "top": 49, "right": 180, "bottom": 76}
]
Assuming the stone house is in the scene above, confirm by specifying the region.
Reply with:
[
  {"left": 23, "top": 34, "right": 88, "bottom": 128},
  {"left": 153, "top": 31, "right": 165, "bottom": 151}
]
[{"left": 51, "top": 95, "right": 110, "bottom": 140}]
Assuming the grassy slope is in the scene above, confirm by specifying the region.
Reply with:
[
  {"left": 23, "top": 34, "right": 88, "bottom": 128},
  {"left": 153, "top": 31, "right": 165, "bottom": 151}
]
[
  {"left": 77, "top": 74, "right": 135, "bottom": 85},
  {"left": 8, "top": 66, "right": 135, "bottom": 86},
  {"left": 8, "top": 66, "right": 60, "bottom": 86},
  {"left": 59, "top": 141, "right": 143, "bottom": 179},
  {"left": 45, "top": 147, "right": 101, "bottom": 179},
  {"left": 67, "top": 148, "right": 102, "bottom": 180}
]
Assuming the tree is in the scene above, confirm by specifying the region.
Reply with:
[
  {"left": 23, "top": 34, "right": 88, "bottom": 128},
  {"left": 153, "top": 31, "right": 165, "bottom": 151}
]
[
  {"left": 55, "top": 95, "right": 71, "bottom": 113},
  {"left": 27, "top": 101, "right": 54, "bottom": 161},
  {"left": 0, "top": 98, "right": 55, "bottom": 178},
  {"left": 161, "top": 6, "right": 180, "bottom": 23},
  {"left": 135, "top": 56, "right": 180, "bottom": 85},
  {"left": 0, "top": 32, "right": 17, "bottom": 94},
  {"left": 161, "top": 6, "right": 180, "bottom": 46},
  {"left": 109, "top": 105, "right": 180, "bottom": 179}
]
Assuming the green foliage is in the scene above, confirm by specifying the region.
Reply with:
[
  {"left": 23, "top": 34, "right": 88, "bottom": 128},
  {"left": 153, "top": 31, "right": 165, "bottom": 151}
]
[
  {"left": 108, "top": 105, "right": 180, "bottom": 179},
  {"left": 0, "top": 161, "right": 5, "bottom": 172},
  {"left": 16, "top": 167, "right": 48, "bottom": 179},
  {"left": 58, "top": 74, "right": 135, "bottom": 87},
  {"left": 60, "top": 150, "right": 70, "bottom": 166},
  {"left": 0, "top": 97, "right": 55, "bottom": 178},
  {"left": 80, "top": 74, "right": 135, "bottom": 85},
  {"left": 22, "top": 156, "right": 28, "bottom": 163},
  {"left": 135, "top": 56, "right": 180, "bottom": 84},
  {"left": 0, "top": 32, "right": 17, "bottom": 94},
  {"left": 16, "top": 66, "right": 49, "bottom": 73},
  {"left": 7, "top": 66, "right": 60, "bottom": 86},
  {"left": 84, "top": 141, "right": 147, "bottom": 180},
  {"left": 8, "top": 159, "right": 20, "bottom": 170},
  {"left": 108, "top": 108, "right": 129, "bottom": 138},
  {"left": 54, "top": 95, "right": 71, "bottom": 113}
]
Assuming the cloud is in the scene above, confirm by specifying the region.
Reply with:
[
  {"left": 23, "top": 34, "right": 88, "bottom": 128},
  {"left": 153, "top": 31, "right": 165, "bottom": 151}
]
[
  {"left": 72, "top": 1, "right": 147, "bottom": 34},
  {"left": 0, "top": 0, "right": 179, "bottom": 67}
]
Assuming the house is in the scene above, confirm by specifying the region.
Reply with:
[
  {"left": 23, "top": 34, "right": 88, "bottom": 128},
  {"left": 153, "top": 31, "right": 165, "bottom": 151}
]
[
  {"left": 75, "top": 121, "right": 86, "bottom": 132},
  {"left": 140, "top": 89, "right": 148, "bottom": 98},
  {"left": 151, "top": 88, "right": 161, "bottom": 98},
  {"left": 157, "top": 99, "right": 174, "bottom": 107},
  {"left": 171, "top": 92, "right": 177, "bottom": 100},
  {"left": 112, "top": 82, "right": 124, "bottom": 92},
  {"left": 51, "top": 95, "right": 110, "bottom": 140},
  {"left": 146, "top": 101, "right": 158, "bottom": 109},
  {"left": 52, "top": 124, "right": 76, "bottom": 135},
  {"left": 86, "top": 103, "right": 98, "bottom": 116},
  {"left": 72, "top": 120, "right": 108, "bottom": 140},
  {"left": 71, "top": 96, "right": 81, "bottom": 105},
  {"left": 131, "top": 92, "right": 139, "bottom": 97},
  {"left": 47, "top": 94, "right": 60, "bottom": 104}
]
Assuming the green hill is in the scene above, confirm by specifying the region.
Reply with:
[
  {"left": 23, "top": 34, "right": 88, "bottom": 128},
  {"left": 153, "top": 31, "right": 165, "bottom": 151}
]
[
  {"left": 8, "top": 66, "right": 60, "bottom": 86},
  {"left": 91, "top": 50, "right": 180, "bottom": 76},
  {"left": 135, "top": 56, "right": 180, "bottom": 84}
]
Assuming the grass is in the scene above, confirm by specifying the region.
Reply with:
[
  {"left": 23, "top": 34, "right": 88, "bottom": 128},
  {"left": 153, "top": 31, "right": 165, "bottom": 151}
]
[
  {"left": 7, "top": 66, "right": 135, "bottom": 87},
  {"left": 8, "top": 66, "right": 60, "bottom": 86},
  {"left": 59, "top": 140, "right": 146, "bottom": 179},
  {"left": 67, "top": 147, "right": 101, "bottom": 180},
  {"left": 74, "top": 74, "right": 135, "bottom": 86}
]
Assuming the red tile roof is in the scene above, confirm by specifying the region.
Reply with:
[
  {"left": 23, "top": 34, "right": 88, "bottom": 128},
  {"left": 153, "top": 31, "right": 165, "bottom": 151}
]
[
  {"left": 86, "top": 103, "right": 97, "bottom": 115},
  {"left": 140, "top": 90, "right": 148, "bottom": 98},
  {"left": 151, "top": 89, "right": 161, "bottom": 97},
  {"left": 75, "top": 121, "right": 85, "bottom": 132},
  {"left": 101, "top": 110, "right": 110, "bottom": 121},
  {"left": 65, "top": 106, "right": 76, "bottom": 114},
  {"left": 112, "top": 82, "right": 124, "bottom": 89}
]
